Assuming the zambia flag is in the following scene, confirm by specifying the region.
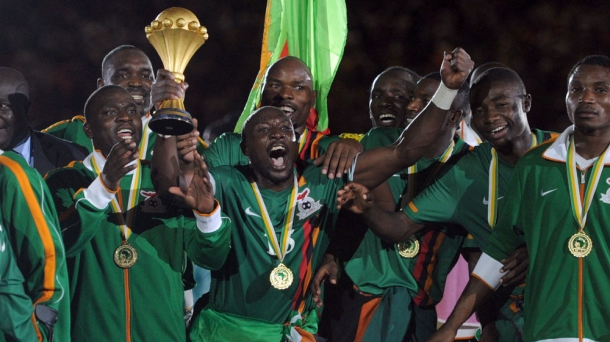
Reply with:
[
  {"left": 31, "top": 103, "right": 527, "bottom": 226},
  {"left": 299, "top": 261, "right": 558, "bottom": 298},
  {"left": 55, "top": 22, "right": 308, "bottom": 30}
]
[{"left": 234, "top": 0, "right": 348, "bottom": 134}]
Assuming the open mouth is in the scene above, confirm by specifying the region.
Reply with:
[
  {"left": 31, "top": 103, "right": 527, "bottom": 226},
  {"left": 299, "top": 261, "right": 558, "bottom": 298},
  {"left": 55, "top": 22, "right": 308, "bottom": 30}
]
[
  {"left": 378, "top": 114, "right": 397, "bottom": 125},
  {"left": 117, "top": 128, "right": 134, "bottom": 140},
  {"left": 269, "top": 145, "right": 288, "bottom": 169},
  {"left": 278, "top": 105, "right": 296, "bottom": 116}
]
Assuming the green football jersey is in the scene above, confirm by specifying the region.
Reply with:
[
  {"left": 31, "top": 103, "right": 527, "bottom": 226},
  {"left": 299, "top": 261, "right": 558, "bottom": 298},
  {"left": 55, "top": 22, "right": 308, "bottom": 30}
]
[
  {"left": 189, "top": 164, "right": 345, "bottom": 341},
  {"left": 346, "top": 127, "right": 469, "bottom": 306},
  {"left": 480, "top": 127, "right": 610, "bottom": 341},
  {"left": 45, "top": 152, "right": 230, "bottom": 342}
]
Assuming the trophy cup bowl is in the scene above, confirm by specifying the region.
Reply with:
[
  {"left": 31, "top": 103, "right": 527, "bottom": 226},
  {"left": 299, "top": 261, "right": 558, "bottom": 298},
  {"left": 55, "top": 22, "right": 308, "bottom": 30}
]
[{"left": 145, "top": 7, "right": 209, "bottom": 135}]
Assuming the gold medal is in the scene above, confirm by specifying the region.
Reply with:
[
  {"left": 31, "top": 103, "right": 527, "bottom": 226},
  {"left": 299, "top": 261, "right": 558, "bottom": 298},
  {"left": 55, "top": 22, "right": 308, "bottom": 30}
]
[
  {"left": 270, "top": 263, "right": 294, "bottom": 290},
  {"left": 568, "top": 230, "right": 593, "bottom": 258},
  {"left": 397, "top": 237, "right": 420, "bottom": 258},
  {"left": 114, "top": 243, "right": 138, "bottom": 268}
]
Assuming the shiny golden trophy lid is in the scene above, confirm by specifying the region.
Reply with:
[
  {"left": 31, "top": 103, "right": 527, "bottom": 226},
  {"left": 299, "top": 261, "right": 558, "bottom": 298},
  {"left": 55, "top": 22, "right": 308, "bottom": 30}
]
[{"left": 145, "top": 7, "right": 209, "bottom": 135}]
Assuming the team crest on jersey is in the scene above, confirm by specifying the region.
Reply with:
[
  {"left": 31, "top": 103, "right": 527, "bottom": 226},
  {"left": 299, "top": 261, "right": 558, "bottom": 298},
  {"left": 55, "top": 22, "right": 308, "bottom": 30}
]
[
  {"left": 296, "top": 188, "right": 322, "bottom": 220},
  {"left": 140, "top": 190, "right": 167, "bottom": 213},
  {"left": 600, "top": 178, "right": 610, "bottom": 204}
]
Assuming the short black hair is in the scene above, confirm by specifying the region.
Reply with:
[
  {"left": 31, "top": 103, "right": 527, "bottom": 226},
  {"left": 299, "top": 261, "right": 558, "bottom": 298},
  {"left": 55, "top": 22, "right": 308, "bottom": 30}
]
[
  {"left": 568, "top": 55, "right": 610, "bottom": 83},
  {"left": 471, "top": 67, "right": 526, "bottom": 95},
  {"left": 101, "top": 45, "right": 140, "bottom": 78},
  {"left": 240, "top": 106, "right": 290, "bottom": 144},
  {"left": 382, "top": 66, "right": 420, "bottom": 83},
  {"left": 84, "top": 85, "right": 127, "bottom": 121}
]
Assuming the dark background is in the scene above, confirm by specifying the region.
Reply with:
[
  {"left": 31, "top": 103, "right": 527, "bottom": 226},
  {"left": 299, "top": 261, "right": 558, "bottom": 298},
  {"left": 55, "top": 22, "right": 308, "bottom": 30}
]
[{"left": 2, "top": 0, "right": 608, "bottom": 138}]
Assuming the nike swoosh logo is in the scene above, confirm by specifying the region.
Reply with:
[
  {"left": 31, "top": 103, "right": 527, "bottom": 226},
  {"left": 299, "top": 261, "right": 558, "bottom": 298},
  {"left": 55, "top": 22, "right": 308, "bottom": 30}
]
[
  {"left": 483, "top": 196, "right": 504, "bottom": 205},
  {"left": 541, "top": 189, "right": 557, "bottom": 197},
  {"left": 245, "top": 207, "right": 262, "bottom": 218}
]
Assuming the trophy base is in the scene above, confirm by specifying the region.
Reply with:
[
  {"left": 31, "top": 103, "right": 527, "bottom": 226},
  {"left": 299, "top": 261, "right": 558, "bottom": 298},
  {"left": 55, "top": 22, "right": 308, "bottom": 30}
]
[{"left": 148, "top": 108, "right": 194, "bottom": 136}]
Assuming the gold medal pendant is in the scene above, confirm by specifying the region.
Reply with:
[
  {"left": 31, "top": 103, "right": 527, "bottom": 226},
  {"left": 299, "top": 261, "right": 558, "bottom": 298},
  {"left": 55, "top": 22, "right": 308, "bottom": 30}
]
[
  {"left": 397, "top": 236, "right": 420, "bottom": 258},
  {"left": 568, "top": 230, "right": 593, "bottom": 258},
  {"left": 114, "top": 243, "right": 138, "bottom": 268},
  {"left": 270, "top": 263, "right": 294, "bottom": 290}
]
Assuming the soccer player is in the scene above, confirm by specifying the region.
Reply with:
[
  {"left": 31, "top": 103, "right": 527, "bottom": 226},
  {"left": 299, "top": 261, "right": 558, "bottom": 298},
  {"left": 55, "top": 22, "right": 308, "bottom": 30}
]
[
  {"left": 340, "top": 66, "right": 557, "bottom": 341},
  {"left": 313, "top": 72, "right": 474, "bottom": 341},
  {"left": 369, "top": 66, "right": 420, "bottom": 128},
  {"left": 44, "top": 85, "right": 230, "bottom": 341},
  {"left": 0, "top": 148, "right": 70, "bottom": 341},
  {"left": 429, "top": 55, "right": 610, "bottom": 341},
  {"left": 153, "top": 56, "right": 362, "bottom": 179}
]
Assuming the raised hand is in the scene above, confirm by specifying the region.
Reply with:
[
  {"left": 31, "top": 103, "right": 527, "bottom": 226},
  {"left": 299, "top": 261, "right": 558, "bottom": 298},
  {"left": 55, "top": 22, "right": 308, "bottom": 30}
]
[
  {"left": 310, "top": 254, "right": 339, "bottom": 308},
  {"left": 168, "top": 151, "right": 216, "bottom": 214},
  {"left": 102, "top": 139, "right": 139, "bottom": 190},
  {"left": 336, "top": 182, "right": 374, "bottom": 214},
  {"left": 313, "top": 138, "right": 363, "bottom": 179},
  {"left": 440, "top": 47, "right": 475, "bottom": 90},
  {"left": 151, "top": 69, "right": 188, "bottom": 110}
]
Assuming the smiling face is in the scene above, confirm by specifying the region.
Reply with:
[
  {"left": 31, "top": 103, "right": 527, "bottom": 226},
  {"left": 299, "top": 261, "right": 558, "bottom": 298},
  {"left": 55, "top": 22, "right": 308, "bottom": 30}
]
[
  {"left": 83, "top": 86, "right": 142, "bottom": 157},
  {"left": 0, "top": 68, "right": 30, "bottom": 150},
  {"left": 406, "top": 77, "right": 440, "bottom": 125},
  {"left": 470, "top": 79, "right": 531, "bottom": 150},
  {"left": 99, "top": 48, "right": 154, "bottom": 116},
  {"left": 566, "top": 64, "right": 610, "bottom": 135},
  {"left": 261, "top": 57, "right": 317, "bottom": 134},
  {"left": 369, "top": 69, "right": 417, "bottom": 128},
  {"left": 241, "top": 107, "right": 297, "bottom": 190}
]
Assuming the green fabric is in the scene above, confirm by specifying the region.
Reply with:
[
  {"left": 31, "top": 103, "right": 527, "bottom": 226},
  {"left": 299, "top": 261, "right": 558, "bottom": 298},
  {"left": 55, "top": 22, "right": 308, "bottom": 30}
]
[
  {"left": 189, "top": 164, "right": 344, "bottom": 339},
  {"left": 362, "top": 286, "right": 413, "bottom": 342},
  {"left": 43, "top": 116, "right": 93, "bottom": 152},
  {"left": 0, "top": 223, "right": 37, "bottom": 342},
  {"left": 0, "top": 151, "right": 70, "bottom": 342},
  {"left": 484, "top": 129, "right": 610, "bottom": 341},
  {"left": 235, "top": 0, "right": 348, "bottom": 133},
  {"left": 346, "top": 128, "right": 467, "bottom": 306},
  {"left": 45, "top": 153, "right": 231, "bottom": 341}
]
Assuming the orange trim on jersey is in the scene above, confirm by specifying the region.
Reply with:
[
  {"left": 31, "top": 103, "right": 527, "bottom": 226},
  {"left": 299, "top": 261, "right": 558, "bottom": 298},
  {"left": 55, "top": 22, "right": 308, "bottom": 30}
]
[
  {"left": 471, "top": 272, "right": 495, "bottom": 290},
  {"left": 193, "top": 200, "right": 220, "bottom": 217},
  {"left": 354, "top": 296, "right": 383, "bottom": 342},
  {"left": 408, "top": 201, "right": 418, "bottom": 213},
  {"left": 124, "top": 268, "right": 132, "bottom": 342},
  {"left": 422, "top": 232, "right": 446, "bottom": 298},
  {"left": 309, "top": 133, "right": 325, "bottom": 160},
  {"left": 0, "top": 156, "right": 56, "bottom": 302}
]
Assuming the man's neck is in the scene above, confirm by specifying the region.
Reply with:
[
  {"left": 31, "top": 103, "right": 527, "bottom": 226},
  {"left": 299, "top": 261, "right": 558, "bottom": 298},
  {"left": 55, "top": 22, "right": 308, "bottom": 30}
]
[
  {"left": 496, "top": 129, "right": 532, "bottom": 166},
  {"left": 423, "top": 129, "right": 455, "bottom": 159},
  {"left": 251, "top": 170, "right": 295, "bottom": 192},
  {"left": 574, "top": 127, "right": 610, "bottom": 160}
]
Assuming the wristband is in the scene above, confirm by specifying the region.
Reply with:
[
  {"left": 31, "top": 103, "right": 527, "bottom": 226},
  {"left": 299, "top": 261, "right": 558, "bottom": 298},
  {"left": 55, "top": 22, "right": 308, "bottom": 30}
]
[{"left": 431, "top": 81, "right": 458, "bottom": 110}]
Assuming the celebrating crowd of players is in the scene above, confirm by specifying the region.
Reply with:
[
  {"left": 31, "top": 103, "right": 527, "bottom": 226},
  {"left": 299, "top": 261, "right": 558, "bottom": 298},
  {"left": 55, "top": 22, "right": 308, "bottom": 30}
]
[{"left": 2, "top": 42, "right": 610, "bottom": 342}]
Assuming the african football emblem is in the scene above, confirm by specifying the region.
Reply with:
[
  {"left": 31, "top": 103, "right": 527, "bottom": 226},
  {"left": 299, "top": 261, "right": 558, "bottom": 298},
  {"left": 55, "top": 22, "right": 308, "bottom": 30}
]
[{"left": 296, "top": 188, "right": 322, "bottom": 220}]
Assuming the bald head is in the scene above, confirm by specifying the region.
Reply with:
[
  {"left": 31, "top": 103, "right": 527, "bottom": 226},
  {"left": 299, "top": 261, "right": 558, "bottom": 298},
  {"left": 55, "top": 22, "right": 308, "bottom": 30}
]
[
  {"left": 261, "top": 56, "right": 317, "bottom": 133},
  {"left": 0, "top": 67, "right": 31, "bottom": 150},
  {"left": 0, "top": 67, "right": 29, "bottom": 99}
]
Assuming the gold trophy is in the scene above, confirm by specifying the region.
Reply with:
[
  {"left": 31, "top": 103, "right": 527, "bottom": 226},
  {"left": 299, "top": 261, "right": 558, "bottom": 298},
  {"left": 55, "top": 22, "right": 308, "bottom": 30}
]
[{"left": 145, "top": 7, "right": 209, "bottom": 135}]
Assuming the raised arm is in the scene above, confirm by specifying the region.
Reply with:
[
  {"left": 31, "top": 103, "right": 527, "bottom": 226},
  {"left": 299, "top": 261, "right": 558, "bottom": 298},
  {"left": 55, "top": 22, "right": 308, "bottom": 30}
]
[{"left": 353, "top": 48, "right": 474, "bottom": 189}]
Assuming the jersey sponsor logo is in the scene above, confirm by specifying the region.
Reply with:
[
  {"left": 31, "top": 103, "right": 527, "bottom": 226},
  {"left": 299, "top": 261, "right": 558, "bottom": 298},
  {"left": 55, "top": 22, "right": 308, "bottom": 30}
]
[
  {"left": 296, "top": 188, "right": 322, "bottom": 220},
  {"left": 245, "top": 206, "right": 262, "bottom": 219},
  {"left": 482, "top": 196, "right": 504, "bottom": 205},
  {"left": 540, "top": 188, "right": 557, "bottom": 197},
  {"left": 265, "top": 229, "right": 296, "bottom": 256}
]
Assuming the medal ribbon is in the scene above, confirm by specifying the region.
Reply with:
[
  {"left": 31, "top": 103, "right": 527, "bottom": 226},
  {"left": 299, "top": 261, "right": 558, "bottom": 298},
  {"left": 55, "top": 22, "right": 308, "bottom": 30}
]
[
  {"left": 91, "top": 153, "right": 142, "bottom": 240},
  {"left": 250, "top": 175, "right": 298, "bottom": 263},
  {"left": 488, "top": 133, "right": 537, "bottom": 228},
  {"left": 566, "top": 135, "right": 608, "bottom": 229},
  {"left": 138, "top": 115, "right": 151, "bottom": 160},
  {"left": 297, "top": 128, "right": 308, "bottom": 155}
]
